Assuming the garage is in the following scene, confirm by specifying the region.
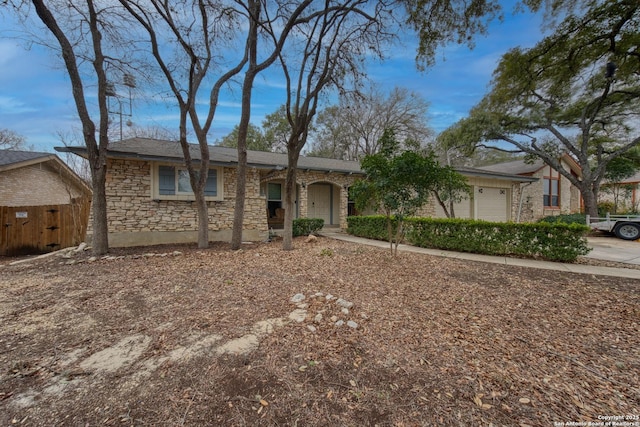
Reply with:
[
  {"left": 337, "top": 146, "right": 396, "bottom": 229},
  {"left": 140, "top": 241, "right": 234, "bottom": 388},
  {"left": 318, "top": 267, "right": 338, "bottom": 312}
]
[{"left": 476, "top": 187, "right": 509, "bottom": 222}]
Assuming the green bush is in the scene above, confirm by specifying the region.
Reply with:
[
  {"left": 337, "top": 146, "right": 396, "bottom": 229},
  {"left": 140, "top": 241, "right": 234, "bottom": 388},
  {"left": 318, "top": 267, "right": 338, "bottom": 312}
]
[
  {"left": 537, "top": 213, "right": 586, "bottom": 225},
  {"left": 293, "top": 218, "right": 324, "bottom": 237},
  {"left": 347, "top": 215, "right": 591, "bottom": 262},
  {"left": 346, "top": 215, "right": 397, "bottom": 241},
  {"left": 598, "top": 202, "right": 615, "bottom": 216}
]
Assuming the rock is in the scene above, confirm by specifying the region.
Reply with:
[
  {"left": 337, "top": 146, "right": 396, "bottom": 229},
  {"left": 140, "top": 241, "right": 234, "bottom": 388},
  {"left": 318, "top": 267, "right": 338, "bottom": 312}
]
[
  {"left": 307, "top": 325, "right": 317, "bottom": 333},
  {"left": 347, "top": 321, "right": 358, "bottom": 329},
  {"left": 314, "top": 313, "right": 323, "bottom": 323},
  {"left": 335, "top": 320, "right": 344, "bottom": 327},
  {"left": 172, "top": 251, "right": 183, "bottom": 256},
  {"left": 341, "top": 308, "right": 350, "bottom": 315},
  {"left": 74, "top": 242, "right": 88, "bottom": 253},
  {"left": 288, "top": 309, "right": 307, "bottom": 323},
  {"left": 314, "top": 292, "right": 324, "bottom": 297},
  {"left": 297, "top": 303, "right": 308, "bottom": 309},
  {"left": 88, "top": 257, "right": 97, "bottom": 263},
  {"left": 305, "top": 234, "right": 318, "bottom": 243},
  {"left": 330, "top": 315, "right": 338, "bottom": 322},
  {"left": 325, "top": 294, "right": 334, "bottom": 300},
  {"left": 290, "top": 293, "right": 305, "bottom": 303},
  {"left": 336, "top": 298, "right": 354, "bottom": 309}
]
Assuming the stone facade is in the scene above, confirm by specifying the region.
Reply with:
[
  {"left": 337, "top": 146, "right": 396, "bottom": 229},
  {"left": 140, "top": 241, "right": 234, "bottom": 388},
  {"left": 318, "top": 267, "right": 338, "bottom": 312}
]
[
  {"left": 1, "top": 162, "right": 86, "bottom": 207},
  {"left": 260, "top": 169, "right": 360, "bottom": 229},
  {"left": 95, "top": 158, "right": 361, "bottom": 247}
]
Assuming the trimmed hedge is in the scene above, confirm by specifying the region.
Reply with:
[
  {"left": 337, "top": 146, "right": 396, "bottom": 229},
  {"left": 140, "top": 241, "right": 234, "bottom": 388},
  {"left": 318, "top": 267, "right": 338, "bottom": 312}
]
[
  {"left": 537, "top": 213, "right": 586, "bottom": 225},
  {"left": 347, "top": 215, "right": 591, "bottom": 262},
  {"left": 293, "top": 218, "right": 324, "bottom": 237},
  {"left": 346, "top": 215, "right": 397, "bottom": 241}
]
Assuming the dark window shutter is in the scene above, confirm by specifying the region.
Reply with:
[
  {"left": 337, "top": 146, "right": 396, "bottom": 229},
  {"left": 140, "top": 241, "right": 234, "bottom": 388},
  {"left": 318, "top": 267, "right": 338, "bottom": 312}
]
[
  {"left": 159, "top": 166, "right": 176, "bottom": 195},
  {"left": 204, "top": 169, "right": 217, "bottom": 196}
]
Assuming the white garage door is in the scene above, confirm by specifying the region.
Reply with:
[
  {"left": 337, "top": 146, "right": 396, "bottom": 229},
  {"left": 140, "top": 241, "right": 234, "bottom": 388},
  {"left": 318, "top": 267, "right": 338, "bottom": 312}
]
[{"left": 476, "top": 187, "right": 509, "bottom": 222}]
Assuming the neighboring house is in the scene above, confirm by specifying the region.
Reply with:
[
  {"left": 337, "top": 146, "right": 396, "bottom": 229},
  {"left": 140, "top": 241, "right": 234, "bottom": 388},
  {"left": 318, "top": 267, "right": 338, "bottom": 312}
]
[
  {"left": 0, "top": 150, "right": 90, "bottom": 206},
  {"left": 476, "top": 154, "right": 583, "bottom": 222},
  {"left": 599, "top": 171, "right": 640, "bottom": 213},
  {"left": 59, "top": 138, "right": 363, "bottom": 247},
  {"left": 0, "top": 150, "right": 92, "bottom": 255}
]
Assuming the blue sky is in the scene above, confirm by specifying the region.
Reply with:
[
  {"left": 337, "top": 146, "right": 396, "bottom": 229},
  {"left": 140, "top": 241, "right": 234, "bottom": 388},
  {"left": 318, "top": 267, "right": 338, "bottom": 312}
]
[{"left": 0, "top": 4, "right": 546, "bottom": 153}]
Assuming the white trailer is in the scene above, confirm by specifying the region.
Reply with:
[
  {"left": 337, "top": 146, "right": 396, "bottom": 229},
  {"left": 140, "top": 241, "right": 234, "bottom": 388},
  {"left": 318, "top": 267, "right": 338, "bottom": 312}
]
[{"left": 587, "top": 213, "right": 640, "bottom": 240}]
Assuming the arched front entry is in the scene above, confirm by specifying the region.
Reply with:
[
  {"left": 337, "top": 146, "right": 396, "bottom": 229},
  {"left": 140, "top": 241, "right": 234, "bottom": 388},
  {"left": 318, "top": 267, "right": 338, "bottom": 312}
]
[{"left": 306, "top": 182, "right": 341, "bottom": 227}]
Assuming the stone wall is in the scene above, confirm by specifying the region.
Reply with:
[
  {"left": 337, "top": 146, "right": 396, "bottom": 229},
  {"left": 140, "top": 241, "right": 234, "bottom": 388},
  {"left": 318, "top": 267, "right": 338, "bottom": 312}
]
[
  {"left": 260, "top": 169, "right": 361, "bottom": 229},
  {"left": 1, "top": 162, "right": 85, "bottom": 207},
  {"left": 91, "top": 158, "right": 268, "bottom": 246}
]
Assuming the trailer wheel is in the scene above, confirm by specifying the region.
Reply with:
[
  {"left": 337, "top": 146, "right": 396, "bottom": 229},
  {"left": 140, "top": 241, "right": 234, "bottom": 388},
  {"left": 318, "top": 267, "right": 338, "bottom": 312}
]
[{"left": 613, "top": 222, "right": 640, "bottom": 240}]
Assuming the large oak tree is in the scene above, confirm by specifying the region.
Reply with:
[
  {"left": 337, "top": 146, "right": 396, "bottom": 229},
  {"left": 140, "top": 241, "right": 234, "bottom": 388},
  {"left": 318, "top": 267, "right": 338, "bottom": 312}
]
[{"left": 440, "top": 0, "right": 640, "bottom": 217}]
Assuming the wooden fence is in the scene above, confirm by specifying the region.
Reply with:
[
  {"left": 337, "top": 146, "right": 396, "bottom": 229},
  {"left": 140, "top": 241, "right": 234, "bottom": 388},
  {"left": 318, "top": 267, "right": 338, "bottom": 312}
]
[{"left": 0, "top": 199, "right": 90, "bottom": 256}]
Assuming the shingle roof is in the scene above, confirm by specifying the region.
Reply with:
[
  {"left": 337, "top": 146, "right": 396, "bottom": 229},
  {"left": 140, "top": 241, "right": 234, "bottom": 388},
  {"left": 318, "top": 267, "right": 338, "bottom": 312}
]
[
  {"left": 56, "top": 138, "right": 537, "bottom": 182},
  {"left": 476, "top": 159, "right": 544, "bottom": 175},
  {"left": 0, "top": 150, "right": 53, "bottom": 167},
  {"left": 65, "top": 137, "right": 365, "bottom": 174}
]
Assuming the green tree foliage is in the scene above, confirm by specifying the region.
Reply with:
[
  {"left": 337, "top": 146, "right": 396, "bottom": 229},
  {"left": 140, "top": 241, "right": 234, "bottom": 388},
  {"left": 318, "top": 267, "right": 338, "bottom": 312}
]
[
  {"left": 215, "top": 123, "right": 271, "bottom": 152},
  {"left": 350, "top": 129, "right": 459, "bottom": 255},
  {"left": 440, "top": 0, "right": 640, "bottom": 217},
  {"left": 602, "top": 146, "right": 640, "bottom": 213},
  {"left": 430, "top": 167, "right": 471, "bottom": 218}
]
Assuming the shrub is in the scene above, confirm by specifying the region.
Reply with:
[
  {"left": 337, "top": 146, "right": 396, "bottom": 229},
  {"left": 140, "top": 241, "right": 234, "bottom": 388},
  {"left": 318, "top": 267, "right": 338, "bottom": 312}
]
[
  {"left": 293, "top": 218, "right": 324, "bottom": 237},
  {"left": 347, "top": 215, "right": 591, "bottom": 262},
  {"left": 346, "top": 215, "right": 397, "bottom": 241},
  {"left": 598, "top": 202, "right": 615, "bottom": 216},
  {"left": 537, "top": 213, "right": 586, "bottom": 225}
]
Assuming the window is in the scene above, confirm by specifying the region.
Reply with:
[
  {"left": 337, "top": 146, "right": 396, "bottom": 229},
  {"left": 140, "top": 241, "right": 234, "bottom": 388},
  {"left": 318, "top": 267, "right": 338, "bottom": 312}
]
[
  {"left": 154, "top": 164, "right": 223, "bottom": 200},
  {"left": 267, "top": 182, "right": 282, "bottom": 217},
  {"left": 543, "top": 169, "right": 560, "bottom": 208}
]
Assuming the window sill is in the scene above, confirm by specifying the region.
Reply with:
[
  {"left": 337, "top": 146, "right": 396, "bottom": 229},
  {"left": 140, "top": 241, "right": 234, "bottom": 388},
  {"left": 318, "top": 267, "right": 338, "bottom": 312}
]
[{"left": 153, "top": 195, "right": 223, "bottom": 202}]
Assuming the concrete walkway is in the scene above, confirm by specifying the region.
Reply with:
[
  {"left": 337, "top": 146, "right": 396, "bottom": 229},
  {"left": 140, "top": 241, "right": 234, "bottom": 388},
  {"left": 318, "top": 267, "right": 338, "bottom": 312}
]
[{"left": 320, "top": 230, "right": 640, "bottom": 280}]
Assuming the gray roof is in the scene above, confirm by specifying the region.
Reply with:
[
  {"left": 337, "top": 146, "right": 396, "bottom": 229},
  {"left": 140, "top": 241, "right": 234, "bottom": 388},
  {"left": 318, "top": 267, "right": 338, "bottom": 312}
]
[
  {"left": 58, "top": 137, "right": 364, "bottom": 174},
  {"left": 0, "top": 150, "right": 53, "bottom": 167},
  {"left": 476, "top": 159, "right": 544, "bottom": 175},
  {"left": 455, "top": 166, "right": 538, "bottom": 182},
  {"left": 56, "top": 138, "right": 537, "bottom": 182}
]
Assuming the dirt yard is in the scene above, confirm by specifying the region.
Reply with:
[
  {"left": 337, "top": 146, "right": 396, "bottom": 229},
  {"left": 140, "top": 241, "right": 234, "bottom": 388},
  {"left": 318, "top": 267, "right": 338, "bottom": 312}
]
[{"left": 1, "top": 237, "right": 638, "bottom": 426}]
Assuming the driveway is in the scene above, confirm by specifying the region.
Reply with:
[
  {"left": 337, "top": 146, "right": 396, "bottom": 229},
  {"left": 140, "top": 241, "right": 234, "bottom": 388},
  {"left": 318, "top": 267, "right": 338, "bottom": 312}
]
[{"left": 586, "top": 235, "right": 640, "bottom": 265}]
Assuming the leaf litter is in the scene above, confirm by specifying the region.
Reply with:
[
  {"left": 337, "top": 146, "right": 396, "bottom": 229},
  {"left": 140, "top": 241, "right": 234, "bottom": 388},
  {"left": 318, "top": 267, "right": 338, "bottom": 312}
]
[{"left": 0, "top": 236, "right": 638, "bottom": 426}]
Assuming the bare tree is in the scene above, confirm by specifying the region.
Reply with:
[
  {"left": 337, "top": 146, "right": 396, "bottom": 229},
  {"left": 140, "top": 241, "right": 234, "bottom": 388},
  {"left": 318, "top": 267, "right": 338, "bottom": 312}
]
[
  {"left": 11, "top": 0, "right": 135, "bottom": 255},
  {"left": 230, "top": 0, "right": 331, "bottom": 250},
  {"left": 309, "top": 86, "right": 433, "bottom": 160},
  {"left": 277, "top": 0, "right": 393, "bottom": 250},
  {"left": 0, "top": 129, "right": 30, "bottom": 150},
  {"left": 119, "top": 0, "right": 249, "bottom": 249}
]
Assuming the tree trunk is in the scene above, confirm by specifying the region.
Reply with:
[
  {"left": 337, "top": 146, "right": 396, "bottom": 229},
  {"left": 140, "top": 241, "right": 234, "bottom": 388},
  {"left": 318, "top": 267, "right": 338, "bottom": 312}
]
[
  {"left": 231, "top": 0, "right": 260, "bottom": 250},
  {"left": 195, "top": 190, "right": 209, "bottom": 248},
  {"left": 231, "top": 148, "right": 247, "bottom": 250},
  {"left": 282, "top": 149, "right": 300, "bottom": 250},
  {"left": 90, "top": 160, "right": 109, "bottom": 254},
  {"left": 581, "top": 184, "right": 599, "bottom": 218}
]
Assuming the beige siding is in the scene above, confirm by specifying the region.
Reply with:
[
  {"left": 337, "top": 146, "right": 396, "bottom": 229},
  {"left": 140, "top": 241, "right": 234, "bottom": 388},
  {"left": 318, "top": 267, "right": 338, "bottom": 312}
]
[{"left": 0, "top": 162, "right": 85, "bottom": 206}]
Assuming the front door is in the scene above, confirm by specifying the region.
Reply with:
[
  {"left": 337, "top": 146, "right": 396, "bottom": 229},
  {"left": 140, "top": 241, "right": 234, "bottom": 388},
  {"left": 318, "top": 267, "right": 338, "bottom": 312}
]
[{"left": 307, "top": 184, "right": 332, "bottom": 225}]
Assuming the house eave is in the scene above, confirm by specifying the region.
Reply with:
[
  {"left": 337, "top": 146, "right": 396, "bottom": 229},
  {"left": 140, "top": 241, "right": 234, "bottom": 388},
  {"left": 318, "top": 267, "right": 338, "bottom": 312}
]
[{"left": 56, "top": 146, "right": 365, "bottom": 176}]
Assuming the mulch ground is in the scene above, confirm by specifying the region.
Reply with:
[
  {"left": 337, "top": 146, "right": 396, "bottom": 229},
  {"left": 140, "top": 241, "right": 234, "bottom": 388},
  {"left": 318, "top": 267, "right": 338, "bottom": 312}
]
[{"left": 1, "top": 236, "right": 638, "bottom": 426}]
